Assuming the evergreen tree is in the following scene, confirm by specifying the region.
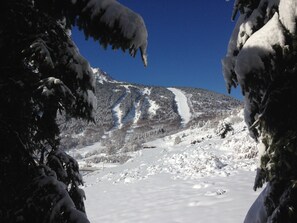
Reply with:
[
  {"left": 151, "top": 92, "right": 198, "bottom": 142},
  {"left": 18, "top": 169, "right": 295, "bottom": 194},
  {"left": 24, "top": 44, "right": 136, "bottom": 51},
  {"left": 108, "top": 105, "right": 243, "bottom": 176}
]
[
  {"left": 223, "top": 0, "right": 297, "bottom": 222},
  {"left": 0, "top": 0, "right": 147, "bottom": 222}
]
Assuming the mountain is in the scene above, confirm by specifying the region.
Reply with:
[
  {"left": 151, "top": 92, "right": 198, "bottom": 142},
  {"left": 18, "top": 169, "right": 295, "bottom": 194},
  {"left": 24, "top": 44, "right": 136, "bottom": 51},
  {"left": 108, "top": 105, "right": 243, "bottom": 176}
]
[
  {"left": 60, "top": 69, "right": 260, "bottom": 223},
  {"left": 59, "top": 68, "right": 242, "bottom": 152}
]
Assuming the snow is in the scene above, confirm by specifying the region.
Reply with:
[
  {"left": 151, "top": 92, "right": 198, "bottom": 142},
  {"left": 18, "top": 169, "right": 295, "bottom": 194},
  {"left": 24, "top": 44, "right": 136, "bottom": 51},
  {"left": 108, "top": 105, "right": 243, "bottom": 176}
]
[
  {"left": 222, "top": 0, "right": 280, "bottom": 91},
  {"left": 244, "top": 183, "right": 268, "bottom": 223},
  {"left": 84, "top": 171, "right": 258, "bottom": 223},
  {"left": 142, "top": 87, "right": 151, "bottom": 96},
  {"left": 113, "top": 101, "right": 124, "bottom": 129},
  {"left": 222, "top": 2, "right": 290, "bottom": 127},
  {"left": 235, "top": 13, "right": 285, "bottom": 86},
  {"left": 279, "top": 0, "right": 297, "bottom": 34},
  {"left": 112, "top": 88, "right": 130, "bottom": 129},
  {"left": 72, "top": 110, "right": 262, "bottom": 222},
  {"left": 92, "top": 68, "right": 120, "bottom": 84},
  {"left": 84, "top": 0, "right": 148, "bottom": 66},
  {"left": 167, "top": 88, "right": 191, "bottom": 126},
  {"left": 148, "top": 99, "right": 159, "bottom": 116},
  {"left": 133, "top": 101, "right": 141, "bottom": 125},
  {"left": 92, "top": 68, "right": 108, "bottom": 84}
]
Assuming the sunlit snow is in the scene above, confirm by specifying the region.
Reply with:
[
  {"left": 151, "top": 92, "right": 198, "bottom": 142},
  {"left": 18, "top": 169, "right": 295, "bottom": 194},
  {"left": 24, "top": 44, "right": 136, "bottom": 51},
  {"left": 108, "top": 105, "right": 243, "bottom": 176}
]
[
  {"left": 147, "top": 99, "right": 159, "bottom": 117},
  {"left": 73, "top": 110, "right": 262, "bottom": 223},
  {"left": 167, "top": 88, "right": 191, "bottom": 126}
]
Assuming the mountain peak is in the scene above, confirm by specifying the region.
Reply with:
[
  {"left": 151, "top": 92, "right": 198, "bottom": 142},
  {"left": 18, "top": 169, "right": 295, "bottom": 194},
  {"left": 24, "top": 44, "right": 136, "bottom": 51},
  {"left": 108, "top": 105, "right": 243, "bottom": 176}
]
[{"left": 92, "top": 67, "right": 116, "bottom": 84}]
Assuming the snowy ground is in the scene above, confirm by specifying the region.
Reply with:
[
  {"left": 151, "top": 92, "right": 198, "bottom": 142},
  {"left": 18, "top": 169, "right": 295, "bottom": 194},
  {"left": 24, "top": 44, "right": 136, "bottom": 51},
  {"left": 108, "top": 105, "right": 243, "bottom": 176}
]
[{"left": 75, "top": 110, "right": 262, "bottom": 223}]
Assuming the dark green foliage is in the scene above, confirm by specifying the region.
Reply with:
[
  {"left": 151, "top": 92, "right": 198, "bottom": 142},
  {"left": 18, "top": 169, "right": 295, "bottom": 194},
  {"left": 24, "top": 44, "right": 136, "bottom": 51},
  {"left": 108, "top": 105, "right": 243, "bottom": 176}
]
[
  {"left": 264, "top": 180, "right": 297, "bottom": 223},
  {"left": 47, "top": 149, "right": 86, "bottom": 212},
  {"left": 14, "top": 165, "right": 89, "bottom": 223},
  {"left": 0, "top": 1, "right": 92, "bottom": 219},
  {"left": 0, "top": 0, "right": 147, "bottom": 222},
  {"left": 224, "top": 0, "right": 297, "bottom": 221},
  {"left": 232, "top": 0, "right": 261, "bottom": 20}
]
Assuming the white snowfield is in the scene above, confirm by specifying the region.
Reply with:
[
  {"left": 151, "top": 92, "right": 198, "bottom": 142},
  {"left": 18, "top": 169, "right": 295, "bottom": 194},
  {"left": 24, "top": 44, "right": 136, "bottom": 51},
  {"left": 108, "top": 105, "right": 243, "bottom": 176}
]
[
  {"left": 77, "top": 110, "right": 263, "bottom": 223},
  {"left": 167, "top": 88, "right": 191, "bottom": 126}
]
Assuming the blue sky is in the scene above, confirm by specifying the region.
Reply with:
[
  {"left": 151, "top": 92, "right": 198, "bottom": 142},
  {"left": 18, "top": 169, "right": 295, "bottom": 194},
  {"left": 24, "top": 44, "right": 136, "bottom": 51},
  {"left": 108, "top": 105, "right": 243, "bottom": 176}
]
[{"left": 72, "top": 0, "right": 242, "bottom": 99}]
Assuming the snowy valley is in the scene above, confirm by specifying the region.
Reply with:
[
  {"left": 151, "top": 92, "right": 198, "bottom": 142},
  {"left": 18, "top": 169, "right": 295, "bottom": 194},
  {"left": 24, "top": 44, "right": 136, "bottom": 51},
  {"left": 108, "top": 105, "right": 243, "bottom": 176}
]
[
  {"left": 60, "top": 69, "right": 262, "bottom": 223},
  {"left": 70, "top": 107, "right": 261, "bottom": 222}
]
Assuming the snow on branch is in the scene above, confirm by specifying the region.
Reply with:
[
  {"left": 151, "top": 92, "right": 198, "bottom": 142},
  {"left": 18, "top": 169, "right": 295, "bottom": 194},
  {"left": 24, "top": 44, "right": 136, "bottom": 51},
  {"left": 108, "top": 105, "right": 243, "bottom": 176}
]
[
  {"left": 20, "top": 165, "right": 90, "bottom": 223},
  {"left": 222, "top": 0, "right": 281, "bottom": 93},
  {"left": 77, "top": 0, "right": 148, "bottom": 66},
  {"left": 234, "top": 13, "right": 285, "bottom": 87}
]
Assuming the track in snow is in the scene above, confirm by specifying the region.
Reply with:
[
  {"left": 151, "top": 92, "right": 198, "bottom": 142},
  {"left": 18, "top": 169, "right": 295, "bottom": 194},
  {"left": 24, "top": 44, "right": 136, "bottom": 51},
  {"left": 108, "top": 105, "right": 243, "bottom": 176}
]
[{"left": 167, "top": 88, "right": 191, "bottom": 126}]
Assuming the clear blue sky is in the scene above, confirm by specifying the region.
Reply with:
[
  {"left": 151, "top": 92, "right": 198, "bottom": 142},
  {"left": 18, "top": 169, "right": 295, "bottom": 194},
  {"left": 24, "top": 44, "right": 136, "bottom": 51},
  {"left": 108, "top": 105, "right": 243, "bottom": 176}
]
[{"left": 72, "top": 0, "right": 242, "bottom": 99}]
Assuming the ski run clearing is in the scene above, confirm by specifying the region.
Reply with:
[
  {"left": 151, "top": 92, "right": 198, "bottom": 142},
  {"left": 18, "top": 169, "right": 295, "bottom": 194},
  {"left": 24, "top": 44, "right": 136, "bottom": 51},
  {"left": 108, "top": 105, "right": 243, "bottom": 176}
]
[
  {"left": 167, "top": 88, "right": 191, "bottom": 126},
  {"left": 72, "top": 110, "right": 264, "bottom": 223}
]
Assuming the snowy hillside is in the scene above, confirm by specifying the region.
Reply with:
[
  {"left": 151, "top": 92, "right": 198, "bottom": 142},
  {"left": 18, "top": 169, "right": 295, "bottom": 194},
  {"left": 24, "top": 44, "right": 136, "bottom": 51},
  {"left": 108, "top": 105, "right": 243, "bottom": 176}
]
[
  {"left": 59, "top": 68, "right": 242, "bottom": 151},
  {"left": 72, "top": 109, "right": 262, "bottom": 223}
]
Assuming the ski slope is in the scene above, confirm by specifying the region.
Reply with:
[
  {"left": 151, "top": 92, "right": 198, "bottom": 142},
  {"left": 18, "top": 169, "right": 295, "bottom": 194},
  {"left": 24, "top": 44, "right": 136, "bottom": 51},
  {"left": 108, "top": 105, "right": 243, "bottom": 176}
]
[
  {"left": 76, "top": 110, "right": 262, "bottom": 223},
  {"left": 167, "top": 88, "right": 191, "bottom": 126}
]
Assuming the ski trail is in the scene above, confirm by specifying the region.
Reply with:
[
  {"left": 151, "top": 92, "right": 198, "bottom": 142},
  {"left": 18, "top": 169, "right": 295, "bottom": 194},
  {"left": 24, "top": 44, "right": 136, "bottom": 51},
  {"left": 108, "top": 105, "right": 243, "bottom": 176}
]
[
  {"left": 113, "top": 99, "right": 124, "bottom": 129},
  {"left": 112, "top": 91, "right": 128, "bottom": 129},
  {"left": 167, "top": 88, "right": 191, "bottom": 126}
]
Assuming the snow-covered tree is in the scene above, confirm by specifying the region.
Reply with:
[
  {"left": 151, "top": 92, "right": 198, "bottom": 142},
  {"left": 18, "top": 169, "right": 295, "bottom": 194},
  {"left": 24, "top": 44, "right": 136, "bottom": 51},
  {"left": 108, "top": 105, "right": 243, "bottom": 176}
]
[
  {"left": 223, "top": 0, "right": 297, "bottom": 222},
  {"left": 0, "top": 0, "right": 147, "bottom": 222},
  {"left": 215, "top": 121, "right": 234, "bottom": 139}
]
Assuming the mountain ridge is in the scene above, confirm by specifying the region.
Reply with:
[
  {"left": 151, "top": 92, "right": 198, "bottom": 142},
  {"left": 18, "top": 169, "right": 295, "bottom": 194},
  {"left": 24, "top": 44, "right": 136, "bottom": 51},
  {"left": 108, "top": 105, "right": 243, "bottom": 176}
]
[{"left": 59, "top": 68, "right": 242, "bottom": 151}]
